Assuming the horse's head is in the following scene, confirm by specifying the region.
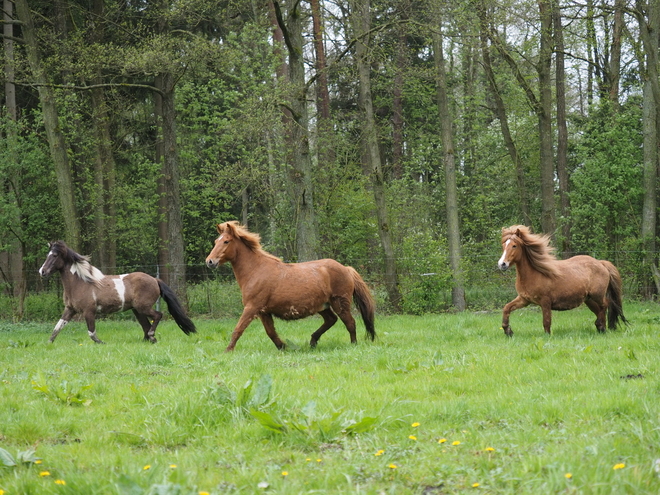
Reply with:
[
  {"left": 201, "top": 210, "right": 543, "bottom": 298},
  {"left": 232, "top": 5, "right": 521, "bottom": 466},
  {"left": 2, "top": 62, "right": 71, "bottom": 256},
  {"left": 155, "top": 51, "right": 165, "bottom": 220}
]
[
  {"left": 206, "top": 222, "right": 241, "bottom": 268},
  {"left": 39, "top": 241, "right": 70, "bottom": 278},
  {"left": 498, "top": 227, "right": 525, "bottom": 271}
]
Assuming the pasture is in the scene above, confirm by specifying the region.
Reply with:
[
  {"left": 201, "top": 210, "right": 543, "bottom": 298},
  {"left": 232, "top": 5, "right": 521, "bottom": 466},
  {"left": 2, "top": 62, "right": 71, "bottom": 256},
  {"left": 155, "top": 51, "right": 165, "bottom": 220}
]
[{"left": 1, "top": 303, "right": 659, "bottom": 494}]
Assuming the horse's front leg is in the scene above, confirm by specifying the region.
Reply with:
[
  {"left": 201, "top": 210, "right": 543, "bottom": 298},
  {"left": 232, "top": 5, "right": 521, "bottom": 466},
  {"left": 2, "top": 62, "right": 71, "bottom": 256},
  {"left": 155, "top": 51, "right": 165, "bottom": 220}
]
[
  {"left": 49, "top": 307, "right": 75, "bottom": 343},
  {"left": 501, "top": 295, "right": 530, "bottom": 337},
  {"left": 226, "top": 307, "right": 258, "bottom": 352},
  {"left": 84, "top": 312, "right": 105, "bottom": 344},
  {"left": 259, "top": 313, "right": 286, "bottom": 350}
]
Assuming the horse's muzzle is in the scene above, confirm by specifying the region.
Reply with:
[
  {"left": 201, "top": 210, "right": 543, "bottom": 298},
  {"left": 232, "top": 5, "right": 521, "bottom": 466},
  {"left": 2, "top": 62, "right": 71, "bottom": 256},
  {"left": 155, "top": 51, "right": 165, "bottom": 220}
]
[
  {"left": 498, "top": 262, "right": 509, "bottom": 271},
  {"left": 206, "top": 259, "right": 217, "bottom": 268}
]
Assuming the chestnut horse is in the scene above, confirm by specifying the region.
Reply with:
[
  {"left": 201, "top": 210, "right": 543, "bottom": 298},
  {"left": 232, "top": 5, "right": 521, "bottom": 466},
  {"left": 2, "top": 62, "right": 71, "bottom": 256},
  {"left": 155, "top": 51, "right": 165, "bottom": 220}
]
[
  {"left": 498, "top": 225, "right": 627, "bottom": 336},
  {"left": 39, "top": 240, "right": 196, "bottom": 344},
  {"left": 205, "top": 221, "right": 376, "bottom": 351}
]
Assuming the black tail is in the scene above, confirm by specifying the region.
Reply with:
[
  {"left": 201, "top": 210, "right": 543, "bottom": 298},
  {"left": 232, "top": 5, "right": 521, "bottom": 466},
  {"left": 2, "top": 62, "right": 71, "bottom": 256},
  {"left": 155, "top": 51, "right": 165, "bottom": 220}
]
[
  {"left": 603, "top": 261, "right": 628, "bottom": 330},
  {"left": 157, "top": 280, "right": 197, "bottom": 335},
  {"left": 348, "top": 267, "right": 376, "bottom": 341}
]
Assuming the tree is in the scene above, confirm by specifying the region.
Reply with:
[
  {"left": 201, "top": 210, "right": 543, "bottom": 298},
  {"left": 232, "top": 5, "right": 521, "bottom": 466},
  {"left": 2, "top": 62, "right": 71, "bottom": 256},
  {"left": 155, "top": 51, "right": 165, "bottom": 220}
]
[
  {"left": 352, "top": 0, "right": 402, "bottom": 311},
  {"left": 433, "top": 14, "right": 465, "bottom": 310}
]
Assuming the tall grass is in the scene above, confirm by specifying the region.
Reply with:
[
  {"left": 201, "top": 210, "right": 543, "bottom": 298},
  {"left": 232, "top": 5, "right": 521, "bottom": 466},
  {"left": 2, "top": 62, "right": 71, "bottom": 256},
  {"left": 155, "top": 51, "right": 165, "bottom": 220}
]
[{"left": 1, "top": 303, "right": 659, "bottom": 493}]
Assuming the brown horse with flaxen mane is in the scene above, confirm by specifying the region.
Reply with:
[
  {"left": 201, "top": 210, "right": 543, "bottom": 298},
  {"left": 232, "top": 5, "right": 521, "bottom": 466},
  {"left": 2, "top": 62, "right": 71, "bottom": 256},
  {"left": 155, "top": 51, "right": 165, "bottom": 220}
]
[
  {"left": 205, "top": 221, "right": 376, "bottom": 351},
  {"left": 498, "top": 225, "right": 627, "bottom": 336}
]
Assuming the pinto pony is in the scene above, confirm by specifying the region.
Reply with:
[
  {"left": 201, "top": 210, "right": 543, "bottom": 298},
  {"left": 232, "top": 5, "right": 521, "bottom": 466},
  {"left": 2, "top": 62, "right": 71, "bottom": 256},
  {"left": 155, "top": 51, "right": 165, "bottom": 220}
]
[
  {"left": 498, "top": 225, "right": 627, "bottom": 336},
  {"left": 205, "top": 221, "right": 376, "bottom": 351},
  {"left": 39, "top": 241, "right": 196, "bottom": 343}
]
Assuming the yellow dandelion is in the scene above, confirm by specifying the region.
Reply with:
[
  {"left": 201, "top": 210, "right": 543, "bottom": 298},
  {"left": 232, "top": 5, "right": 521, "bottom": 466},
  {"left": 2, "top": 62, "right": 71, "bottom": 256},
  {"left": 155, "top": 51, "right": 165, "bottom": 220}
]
[
  {"left": 565, "top": 473, "right": 572, "bottom": 479},
  {"left": 40, "top": 471, "right": 51, "bottom": 477},
  {"left": 282, "top": 471, "right": 288, "bottom": 476},
  {"left": 0, "top": 489, "right": 5, "bottom": 495},
  {"left": 55, "top": 479, "right": 66, "bottom": 485},
  {"left": 472, "top": 482, "right": 480, "bottom": 487},
  {"left": 613, "top": 463, "right": 625, "bottom": 470},
  {"left": 316, "top": 459, "right": 322, "bottom": 463},
  {"left": 199, "top": 492, "right": 210, "bottom": 495},
  {"left": 452, "top": 441, "right": 461, "bottom": 446},
  {"left": 143, "top": 465, "right": 151, "bottom": 471},
  {"left": 388, "top": 463, "right": 397, "bottom": 469},
  {"left": 306, "top": 458, "right": 311, "bottom": 462},
  {"left": 409, "top": 435, "right": 417, "bottom": 440},
  {"left": 438, "top": 438, "right": 447, "bottom": 444},
  {"left": 169, "top": 464, "right": 177, "bottom": 469},
  {"left": 411, "top": 422, "right": 420, "bottom": 427},
  {"left": 374, "top": 450, "right": 384, "bottom": 456},
  {"left": 485, "top": 447, "right": 495, "bottom": 452},
  {"left": 35, "top": 459, "right": 43, "bottom": 464}
]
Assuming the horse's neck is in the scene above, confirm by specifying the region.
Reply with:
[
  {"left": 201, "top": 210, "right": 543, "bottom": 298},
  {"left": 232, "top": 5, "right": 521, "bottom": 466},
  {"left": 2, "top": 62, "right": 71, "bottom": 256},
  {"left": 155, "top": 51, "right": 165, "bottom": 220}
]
[
  {"left": 229, "top": 243, "right": 264, "bottom": 287},
  {"left": 514, "top": 251, "right": 535, "bottom": 279}
]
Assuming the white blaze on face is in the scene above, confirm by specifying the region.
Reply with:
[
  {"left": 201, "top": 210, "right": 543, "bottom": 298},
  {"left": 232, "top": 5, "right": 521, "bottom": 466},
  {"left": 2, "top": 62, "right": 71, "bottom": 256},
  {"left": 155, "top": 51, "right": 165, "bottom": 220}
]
[
  {"left": 39, "top": 250, "right": 55, "bottom": 276},
  {"left": 498, "top": 239, "right": 511, "bottom": 268},
  {"left": 113, "top": 277, "right": 127, "bottom": 311}
]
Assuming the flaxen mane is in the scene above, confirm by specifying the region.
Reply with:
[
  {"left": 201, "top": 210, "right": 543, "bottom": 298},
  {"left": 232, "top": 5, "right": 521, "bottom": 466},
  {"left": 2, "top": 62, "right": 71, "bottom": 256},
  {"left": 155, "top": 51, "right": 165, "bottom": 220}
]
[
  {"left": 51, "top": 240, "right": 104, "bottom": 286},
  {"left": 501, "top": 225, "right": 560, "bottom": 278},
  {"left": 221, "top": 221, "right": 282, "bottom": 262}
]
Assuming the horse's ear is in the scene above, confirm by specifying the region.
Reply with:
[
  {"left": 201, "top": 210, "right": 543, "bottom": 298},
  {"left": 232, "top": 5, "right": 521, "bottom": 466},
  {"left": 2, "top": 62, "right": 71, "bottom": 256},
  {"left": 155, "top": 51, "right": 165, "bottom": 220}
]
[
  {"left": 515, "top": 228, "right": 522, "bottom": 237},
  {"left": 216, "top": 223, "right": 223, "bottom": 234}
]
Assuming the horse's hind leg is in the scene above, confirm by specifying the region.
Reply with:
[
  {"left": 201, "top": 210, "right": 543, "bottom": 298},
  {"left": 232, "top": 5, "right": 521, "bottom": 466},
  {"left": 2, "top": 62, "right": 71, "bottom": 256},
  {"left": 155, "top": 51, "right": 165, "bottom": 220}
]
[
  {"left": 310, "top": 308, "right": 338, "bottom": 348},
  {"left": 133, "top": 309, "right": 161, "bottom": 343},
  {"left": 259, "top": 313, "right": 286, "bottom": 350},
  {"left": 49, "top": 307, "right": 75, "bottom": 343},
  {"left": 332, "top": 297, "right": 357, "bottom": 344},
  {"left": 585, "top": 298, "right": 607, "bottom": 333}
]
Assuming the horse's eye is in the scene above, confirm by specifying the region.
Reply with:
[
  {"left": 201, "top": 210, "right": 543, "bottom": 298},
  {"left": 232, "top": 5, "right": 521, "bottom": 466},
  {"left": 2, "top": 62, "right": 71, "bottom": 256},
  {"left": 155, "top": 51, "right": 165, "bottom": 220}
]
[{"left": 224, "top": 240, "right": 229, "bottom": 244}]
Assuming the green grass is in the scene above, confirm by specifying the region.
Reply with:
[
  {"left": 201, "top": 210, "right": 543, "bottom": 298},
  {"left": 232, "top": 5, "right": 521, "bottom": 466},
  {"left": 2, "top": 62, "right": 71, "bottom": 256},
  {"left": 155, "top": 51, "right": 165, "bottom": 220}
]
[{"left": 1, "top": 303, "right": 659, "bottom": 494}]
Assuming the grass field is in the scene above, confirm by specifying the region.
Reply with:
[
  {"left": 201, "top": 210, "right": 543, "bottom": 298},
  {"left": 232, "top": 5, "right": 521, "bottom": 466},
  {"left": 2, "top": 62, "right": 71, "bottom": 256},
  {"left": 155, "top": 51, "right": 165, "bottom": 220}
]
[{"left": 1, "top": 302, "right": 659, "bottom": 494}]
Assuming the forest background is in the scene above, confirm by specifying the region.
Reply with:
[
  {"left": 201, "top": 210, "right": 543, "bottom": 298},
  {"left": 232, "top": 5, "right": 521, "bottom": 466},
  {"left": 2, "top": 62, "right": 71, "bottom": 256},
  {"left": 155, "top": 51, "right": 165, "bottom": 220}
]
[{"left": 1, "top": 0, "right": 659, "bottom": 319}]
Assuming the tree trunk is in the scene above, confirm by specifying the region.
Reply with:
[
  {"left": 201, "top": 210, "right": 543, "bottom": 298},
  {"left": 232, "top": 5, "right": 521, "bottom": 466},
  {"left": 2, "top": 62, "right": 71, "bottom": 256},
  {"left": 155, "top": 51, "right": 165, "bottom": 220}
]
[
  {"left": 155, "top": 74, "right": 170, "bottom": 286},
  {"left": 90, "top": 0, "right": 117, "bottom": 273},
  {"left": 160, "top": 73, "right": 188, "bottom": 304},
  {"left": 352, "top": 0, "right": 402, "bottom": 311},
  {"left": 433, "top": 19, "right": 465, "bottom": 311},
  {"left": 14, "top": 0, "right": 81, "bottom": 249},
  {"left": 275, "top": 0, "right": 319, "bottom": 261},
  {"left": 608, "top": 0, "right": 625, "bottom": 107},
  {"left": 538, "top": 0, "right": 556, "bottom": 237},
  {"left": 3, "top": 0, "right": 26, "bottom": 318},
  {"left": 553, "top": 0, "right": 571, "bottom": 256},
  {"left": 476, "top": 6, "right": 531, "bottom": 224},
  {"left": 391, "top": 0, "right": 409, "bottom": 180},
  {"left": 638, "top": 0, "right": 660, "bottom": 296}
]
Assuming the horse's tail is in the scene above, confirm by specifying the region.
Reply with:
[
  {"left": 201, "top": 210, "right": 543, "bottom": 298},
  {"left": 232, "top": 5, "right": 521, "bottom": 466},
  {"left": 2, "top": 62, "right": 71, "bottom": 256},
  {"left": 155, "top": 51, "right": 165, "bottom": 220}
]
[
  {"left": 602, "top": 261, "right": 628, "bottom": 330},
  {"left": 157, "top": 280, "right": 197, "bottom": 335},
  {"left": 348, "top": 267, "right": 376, "bottom": 341}
]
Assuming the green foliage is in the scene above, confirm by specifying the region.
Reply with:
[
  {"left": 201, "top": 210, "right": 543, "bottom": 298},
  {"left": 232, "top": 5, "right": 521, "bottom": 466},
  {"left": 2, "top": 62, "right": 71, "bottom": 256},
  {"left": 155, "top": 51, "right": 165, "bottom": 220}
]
[
  {"left": 206, "top": 374, "right": 274, "bottom": 417},
  {"left": 0, "top": 446, "right": 40, "bottom": 467},
  {"left": 31, "top": 373, "right": 93, "bottom": 406}
]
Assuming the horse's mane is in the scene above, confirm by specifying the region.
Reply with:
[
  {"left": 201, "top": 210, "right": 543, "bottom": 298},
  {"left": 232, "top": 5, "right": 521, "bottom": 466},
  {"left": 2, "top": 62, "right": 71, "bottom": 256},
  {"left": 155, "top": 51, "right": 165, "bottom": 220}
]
[
  {"left": 219, "top": 222, "right": 282, "bottom": 262},
  {"left": 501, "top": 225, "right": 560, "bottom": 278},
  {"left": 50, "top": 240, "right": 105, "bottom": 286}
]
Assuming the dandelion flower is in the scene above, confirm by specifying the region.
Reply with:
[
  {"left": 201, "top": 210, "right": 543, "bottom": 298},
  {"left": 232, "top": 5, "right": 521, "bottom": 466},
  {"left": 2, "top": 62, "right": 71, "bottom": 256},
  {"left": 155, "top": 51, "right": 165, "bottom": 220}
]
[
  {"left": 0, "top": 489, "right": 5, "bottom": 495},
  {"left": 316, "top": 459, "right": 322, "bottom": 463},
  {"left": 409, "top": 435, "right": 417, "bottom": 441},
  {"left": 412, "top": 422, "right": 420, "bottom": 427},
  {"left": 282, "top": 471, "right": 288, "bottom": 476},
  {"left": 169, "top": 464, "right": 177, "bottom": 469},
  {"left": 485, "top": 447, "right": 495, "bottom": 452},
  {"left": 143, "top": 465, "right": 151, "bottom": 471},
  {"left": 452, "top": 441, "right": 461, "bottom": 446},
  {"left": 306, "top": 458, "right": 311, "bottom": 462},
  {"left": 374, "top": 450, "right": 384, "bottom": 456},
  {"left": 35, "top": 460, "right": 43, "bottom": 464},
  {"left": 388, "top": 463, "right": 397, "bottom": 469},
  {"left": 472, "top": 482, "right": 480, "bottom": 487},
  {"left": 613, "top": 463, "right": 625, "bottom": 470},
  {"left": 55, "top": 479, "right": 66, "bottom": 485},
  {"left": 438, "top": 438, "right": 447, "bottom": 444},
  {"left": 199, "top": 492, "right": 210, "bottom": 495},
  {"left": 565, "top": 473, "right": 572, "bottom": 479},
  {"left": 40, "top": 471, "right": 51, "bottom": 477}
]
